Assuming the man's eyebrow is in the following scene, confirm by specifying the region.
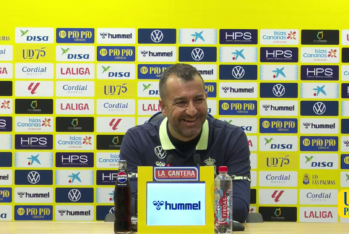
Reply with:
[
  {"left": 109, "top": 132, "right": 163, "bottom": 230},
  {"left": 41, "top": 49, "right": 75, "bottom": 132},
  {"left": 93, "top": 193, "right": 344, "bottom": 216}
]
[{"left": 173, "top": 94, "right": 204, "bottom": 102}]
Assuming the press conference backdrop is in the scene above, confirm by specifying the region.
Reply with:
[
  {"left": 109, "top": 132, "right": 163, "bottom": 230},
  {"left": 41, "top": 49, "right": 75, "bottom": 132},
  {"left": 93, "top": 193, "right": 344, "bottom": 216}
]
[{"left": 0, "top": 0, "right": 349, "bottom": 223}]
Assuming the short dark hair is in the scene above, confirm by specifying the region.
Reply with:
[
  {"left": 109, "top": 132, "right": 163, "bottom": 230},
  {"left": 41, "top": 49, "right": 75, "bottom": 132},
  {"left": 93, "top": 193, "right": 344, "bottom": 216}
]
[{"left": 159, "top": 63, "right": 205, "bottom": 100}]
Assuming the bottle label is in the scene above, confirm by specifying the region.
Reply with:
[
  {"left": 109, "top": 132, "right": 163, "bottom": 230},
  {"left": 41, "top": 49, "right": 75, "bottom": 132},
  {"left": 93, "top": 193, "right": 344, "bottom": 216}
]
[
  {"left": 117, "top": 171, "right": 127, "bottom": 183},
  {"left": 215, "top": 188, "right": 232, "bottom": 226}
]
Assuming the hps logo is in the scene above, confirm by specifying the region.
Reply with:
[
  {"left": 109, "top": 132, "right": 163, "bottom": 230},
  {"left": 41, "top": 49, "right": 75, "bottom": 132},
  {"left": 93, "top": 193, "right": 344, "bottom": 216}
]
[{"left": 152, "top": 201, "right": 201, "bottom": 211}]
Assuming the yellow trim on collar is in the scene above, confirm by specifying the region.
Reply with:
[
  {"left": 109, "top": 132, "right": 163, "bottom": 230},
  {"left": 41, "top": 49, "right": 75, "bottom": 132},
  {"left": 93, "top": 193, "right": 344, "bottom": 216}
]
[{"left": 159, "top": 117, "right": 209, "bottom": 150}]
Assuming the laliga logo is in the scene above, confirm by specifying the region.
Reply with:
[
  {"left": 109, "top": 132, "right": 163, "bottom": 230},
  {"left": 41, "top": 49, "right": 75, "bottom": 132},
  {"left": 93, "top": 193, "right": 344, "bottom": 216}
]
[{"left": 153, "top": 201, "right": 164, "bottom": 210}]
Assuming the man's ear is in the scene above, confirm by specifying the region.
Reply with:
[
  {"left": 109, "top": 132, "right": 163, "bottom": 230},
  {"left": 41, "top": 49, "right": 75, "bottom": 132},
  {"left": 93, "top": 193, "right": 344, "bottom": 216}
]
[{"left": 159, "top": 99, "right": 167, "bottom": 117}]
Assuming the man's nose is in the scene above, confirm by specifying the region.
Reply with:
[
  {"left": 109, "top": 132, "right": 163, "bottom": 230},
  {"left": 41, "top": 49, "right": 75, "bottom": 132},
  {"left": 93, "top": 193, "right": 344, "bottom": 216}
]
[{"left": 186, "top": 101, "right": 197, "bottom": 116}]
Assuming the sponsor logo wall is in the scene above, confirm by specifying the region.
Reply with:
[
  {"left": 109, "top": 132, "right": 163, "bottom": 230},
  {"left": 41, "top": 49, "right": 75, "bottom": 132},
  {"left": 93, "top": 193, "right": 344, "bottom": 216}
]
[{"left": 0, "top": 27, "right": 348, "bottom": 223}]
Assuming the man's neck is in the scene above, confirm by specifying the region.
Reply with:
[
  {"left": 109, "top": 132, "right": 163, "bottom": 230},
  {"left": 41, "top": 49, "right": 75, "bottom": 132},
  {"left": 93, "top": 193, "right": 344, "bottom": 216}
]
[{"left": 167, "top": 123, "right": 200, "bottom": 142}]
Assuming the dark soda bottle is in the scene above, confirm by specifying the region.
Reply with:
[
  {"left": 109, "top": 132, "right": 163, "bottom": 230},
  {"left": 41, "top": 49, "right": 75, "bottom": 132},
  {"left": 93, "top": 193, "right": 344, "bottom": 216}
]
[{"left": 114, "top": 160, "right": 132, "bottom": 234}]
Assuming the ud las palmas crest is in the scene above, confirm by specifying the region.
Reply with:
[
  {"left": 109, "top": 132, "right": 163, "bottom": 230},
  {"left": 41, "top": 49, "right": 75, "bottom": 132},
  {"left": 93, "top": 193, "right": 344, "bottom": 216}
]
[{"left": 204, "top": 157, "right": 216, "bottom": 174}]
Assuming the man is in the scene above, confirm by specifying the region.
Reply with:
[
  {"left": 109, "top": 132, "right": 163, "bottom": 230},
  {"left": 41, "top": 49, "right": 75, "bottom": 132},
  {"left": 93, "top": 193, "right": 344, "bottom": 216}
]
[{"left": 119, "top": 63, "right": 251, "bottom": 223}]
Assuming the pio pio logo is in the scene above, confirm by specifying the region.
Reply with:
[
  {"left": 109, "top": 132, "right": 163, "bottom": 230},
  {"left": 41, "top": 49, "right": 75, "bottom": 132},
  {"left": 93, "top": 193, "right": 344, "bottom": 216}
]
[{"left": 338, "top": 190, "right": 349, "bottom": 218}]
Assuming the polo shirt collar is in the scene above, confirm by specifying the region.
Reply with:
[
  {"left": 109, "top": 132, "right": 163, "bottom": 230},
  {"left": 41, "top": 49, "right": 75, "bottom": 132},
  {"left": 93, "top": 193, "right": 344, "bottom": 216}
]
[{"left": 159, "top": 117, "right": 209, "bottom": 150}]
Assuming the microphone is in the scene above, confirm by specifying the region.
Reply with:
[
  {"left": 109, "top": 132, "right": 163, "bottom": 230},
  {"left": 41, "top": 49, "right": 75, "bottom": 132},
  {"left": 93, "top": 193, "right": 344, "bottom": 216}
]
[
  {"left": 193, "top": 154, "right": 201, "bottom": 167},
  {"left": 166, "top": 155, "right": 175, "bottom": 167}
]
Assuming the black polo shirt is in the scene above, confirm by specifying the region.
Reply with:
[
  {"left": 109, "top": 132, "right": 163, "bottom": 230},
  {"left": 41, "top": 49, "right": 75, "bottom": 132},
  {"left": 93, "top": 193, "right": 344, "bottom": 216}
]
[{"left": 120, "top": 117, "right": 251, "bottom": 222}]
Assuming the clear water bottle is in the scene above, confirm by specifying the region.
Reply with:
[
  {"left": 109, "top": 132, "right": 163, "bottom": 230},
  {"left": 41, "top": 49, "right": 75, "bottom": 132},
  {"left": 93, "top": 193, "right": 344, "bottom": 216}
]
[{"left": 214, "top": 166, "right": 233, "bottom": 234}]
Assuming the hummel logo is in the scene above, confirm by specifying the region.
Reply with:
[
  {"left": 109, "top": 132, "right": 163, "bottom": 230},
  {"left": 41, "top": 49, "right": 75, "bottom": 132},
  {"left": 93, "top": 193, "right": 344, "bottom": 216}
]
[
  {"left": 153, "top": 201, "right": 164, "bottom": 210},
  {"left": 262, "top": 105, "right": 270, "bottom": 111},
  {"left": 303, "top": 123, "right": 311, "bottom": 129}
]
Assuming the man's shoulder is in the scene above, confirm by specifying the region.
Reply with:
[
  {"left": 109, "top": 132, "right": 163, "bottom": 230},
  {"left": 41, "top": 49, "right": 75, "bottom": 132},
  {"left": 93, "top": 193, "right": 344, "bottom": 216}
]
[
  {"left": 208, "top": 117, "right": 244, "bottom": 135},
  {"left": 126, "top": 119, "right": 162, "bottom": 137}
]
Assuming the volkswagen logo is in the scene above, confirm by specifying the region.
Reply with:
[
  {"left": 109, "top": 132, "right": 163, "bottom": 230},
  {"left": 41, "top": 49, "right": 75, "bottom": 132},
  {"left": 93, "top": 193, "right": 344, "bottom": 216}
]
[
  {"left": 154, "top": 146, "right": 167, "bottom": 159},
  {"left": 150, "top": 30, "right": 164, "bottom": 43},
  {"left": 109, "top": 207, "right": 115, "bottom": 214},
  {"left": 272, "top": 84, "right": 286, "bottom": 97},
  {"left": 68, "top": 189, "right": 81, "bottom": 202},
  {"left": 313, "top": 102, "right": 326, "bottom": 115},
  {"left": 191, "top": 48, "right": 204, "bottom": 61},
  {"left": 27, "top": 171, "right": 40, "bottom": 184},
  {"left": 231, "top": 66, "right": 245, "bottom": 79}
]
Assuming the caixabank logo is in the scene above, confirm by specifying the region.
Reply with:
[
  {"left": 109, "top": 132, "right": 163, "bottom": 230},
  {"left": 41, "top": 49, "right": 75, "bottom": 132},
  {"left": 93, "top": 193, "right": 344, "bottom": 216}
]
[
  {"left": 55, "top": 170, "right": 94, "bottom": 186},
  {"left": 15, "top": 206, "right": 52, "bottom": 220},
  {"left": 15, "top": 152, "right": 53, "bottom": 168},
  {"left": 56, "top": 28, "right": 94, "bottom": 43},
  {"left": 300, "top": 136, "right": 338, "bottom": 151},
  {"left": 260, "top": 65, "right": 298, "bottom": 81},
  {"left": 219, "top": 100, "right": 257, "bottom": 115}
]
